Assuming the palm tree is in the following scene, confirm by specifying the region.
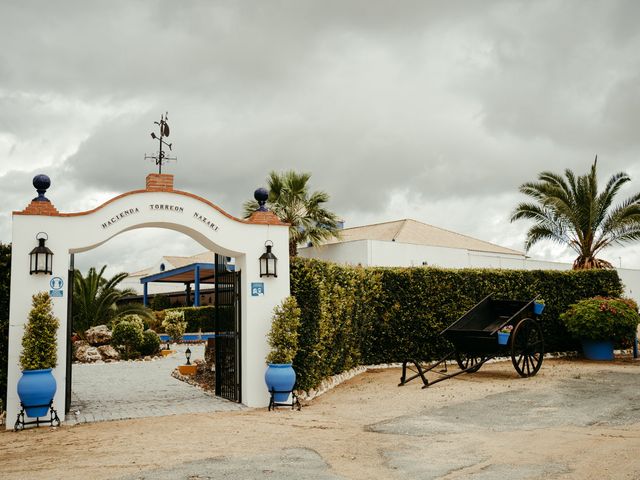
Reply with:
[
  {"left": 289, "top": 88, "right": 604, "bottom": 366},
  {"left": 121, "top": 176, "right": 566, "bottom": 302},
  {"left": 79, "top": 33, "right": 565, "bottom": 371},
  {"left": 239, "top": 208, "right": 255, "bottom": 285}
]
[
  {"left": 243, "top": 170, "right": 341, "bottom": 256},
  {"left": 73, "top": 266, "right": 153, "bottom": 334},
  {"left": 510, "top": 157, "right": 640, "bottom": 269}
]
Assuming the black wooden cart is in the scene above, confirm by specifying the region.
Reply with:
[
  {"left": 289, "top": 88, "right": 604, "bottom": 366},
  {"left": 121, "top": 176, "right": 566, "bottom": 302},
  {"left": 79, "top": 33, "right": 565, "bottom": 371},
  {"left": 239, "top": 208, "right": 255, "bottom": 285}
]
[{"left": 399, "top": 295, "right": 544, "bottom": 388}]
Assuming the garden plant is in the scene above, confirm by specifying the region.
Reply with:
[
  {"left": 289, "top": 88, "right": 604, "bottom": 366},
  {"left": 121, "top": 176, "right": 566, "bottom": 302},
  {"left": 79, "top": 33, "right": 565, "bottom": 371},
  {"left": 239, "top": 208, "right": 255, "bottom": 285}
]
[
  {"left": 73, "top": 265, "right": 153, "bottom": 334},
  {"left": 162, "top": 310, "right": 187, "bottom": 344},
  {"left": 111, "top": 314, "right": 145, "bottom": 359},
  {"left": 266, "top": 296, "right": 301, "bottom": 365},
  {"left": 560, "top": 297, "right": 640, "bottom": 343},
  {"left": 20, "top": 292, "right": 59, "bottom": 371}
]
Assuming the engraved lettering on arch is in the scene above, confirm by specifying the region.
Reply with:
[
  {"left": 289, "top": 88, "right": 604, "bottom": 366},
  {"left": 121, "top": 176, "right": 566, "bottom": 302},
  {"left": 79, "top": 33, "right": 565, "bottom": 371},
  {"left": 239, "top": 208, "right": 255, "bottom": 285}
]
[
  {"left": 101, "top": 207, "right": 141, "bottom": 229},
  {"left": 193, "top": 211, "right": 219, "bottom": 231}
]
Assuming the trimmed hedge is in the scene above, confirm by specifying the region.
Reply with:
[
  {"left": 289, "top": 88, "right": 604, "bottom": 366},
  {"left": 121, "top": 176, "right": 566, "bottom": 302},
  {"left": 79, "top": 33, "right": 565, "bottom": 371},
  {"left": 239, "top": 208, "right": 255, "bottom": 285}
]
[
  {"left": 290, "top": 258, "right": 623, "bottom": 391},
  {"left": 153, "top": 305, "right": 233, "bottom": 333}
]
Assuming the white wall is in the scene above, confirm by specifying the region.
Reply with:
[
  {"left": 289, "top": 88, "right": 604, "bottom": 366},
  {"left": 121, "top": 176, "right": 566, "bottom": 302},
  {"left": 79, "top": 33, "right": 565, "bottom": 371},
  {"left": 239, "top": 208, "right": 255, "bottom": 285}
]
[
  {"left": 616, "top": 268, "right": 640, "bottom": 303},
  {"left": 8, "top": 189, "right": 289, "bottom": 428},
  {"left": 120, "top": 276, "right": 179, "bottom": 295},
  {"left": 301, "top": 240, "right": 525, "bottom": 269},
  {"left": 299, "top": 240, "right": 370, "bottom": 265}
]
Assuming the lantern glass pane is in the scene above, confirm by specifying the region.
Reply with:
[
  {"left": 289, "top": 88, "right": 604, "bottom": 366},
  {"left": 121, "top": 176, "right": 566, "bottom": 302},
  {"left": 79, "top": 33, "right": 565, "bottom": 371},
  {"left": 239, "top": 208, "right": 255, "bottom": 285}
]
[{"left": 37, "top": 253, "right": 47, "bottom": 271}]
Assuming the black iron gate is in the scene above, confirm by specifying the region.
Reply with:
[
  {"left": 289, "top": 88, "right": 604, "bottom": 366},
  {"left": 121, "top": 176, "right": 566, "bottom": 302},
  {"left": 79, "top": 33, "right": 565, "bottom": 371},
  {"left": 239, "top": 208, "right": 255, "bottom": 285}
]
[
  {"left": 65, "top": 254, "right": 74, "bottom": 414},
  {"left": 214, "top": 254, "right": 241, "bottom": 402}
]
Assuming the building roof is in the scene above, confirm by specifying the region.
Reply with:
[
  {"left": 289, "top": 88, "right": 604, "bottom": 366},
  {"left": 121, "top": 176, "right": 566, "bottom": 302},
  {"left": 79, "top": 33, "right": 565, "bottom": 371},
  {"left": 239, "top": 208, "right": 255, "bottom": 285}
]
[
  {"left": 320, "top": 219, "right": 523, "bottom": 256},
  {"left": 162, "top": 251, "right": 215, "bottom": 269},
  {"left": 140, "top": 263, "right": 219, "bottom": 284},
  {"left": 129, "top": 251, "right": 216, "bottom": 277}
]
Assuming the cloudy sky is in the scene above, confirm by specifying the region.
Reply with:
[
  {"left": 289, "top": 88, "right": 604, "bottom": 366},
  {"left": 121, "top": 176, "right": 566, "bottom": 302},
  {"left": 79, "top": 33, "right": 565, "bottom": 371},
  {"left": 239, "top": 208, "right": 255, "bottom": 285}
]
[{"left": 2, "top": 0, "right": 640, "bottom": 274}]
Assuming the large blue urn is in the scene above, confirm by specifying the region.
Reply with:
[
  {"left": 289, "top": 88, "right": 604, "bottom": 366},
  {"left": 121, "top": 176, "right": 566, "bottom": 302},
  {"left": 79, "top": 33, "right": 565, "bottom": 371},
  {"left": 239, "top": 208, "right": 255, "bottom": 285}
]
[
  {"left": 581, "top": 339, "right": 614, "bottom": 361},
  {"left": 265, "top": 364, "right": 296, "bottom": 402},
  {"left": 17, "top": 369, "right": 57, "bottom": 418}
]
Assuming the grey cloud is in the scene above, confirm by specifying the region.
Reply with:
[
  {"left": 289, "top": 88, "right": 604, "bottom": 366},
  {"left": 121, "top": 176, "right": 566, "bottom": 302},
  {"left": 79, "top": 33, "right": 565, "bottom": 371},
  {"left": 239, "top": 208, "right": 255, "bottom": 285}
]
[{"left": 2, "top": 1, "right": 640, "bottom": 269}]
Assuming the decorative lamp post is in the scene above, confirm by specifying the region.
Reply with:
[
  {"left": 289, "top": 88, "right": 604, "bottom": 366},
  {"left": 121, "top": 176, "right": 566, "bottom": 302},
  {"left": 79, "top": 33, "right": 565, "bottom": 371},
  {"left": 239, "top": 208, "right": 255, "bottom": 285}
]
[
  {"left": 185, "top": 347, "right": 192, "bottom": 365},
  {"left": 29, "top": 232, "right": 53, "bottom": 275},
  {"left": 259, "top": 240, "right": 278, "bottom": 277}
]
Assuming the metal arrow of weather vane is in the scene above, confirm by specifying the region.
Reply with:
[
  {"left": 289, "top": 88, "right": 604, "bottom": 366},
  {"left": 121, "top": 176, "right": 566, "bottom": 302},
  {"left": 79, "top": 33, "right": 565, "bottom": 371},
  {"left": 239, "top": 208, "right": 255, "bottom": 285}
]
[{"left": 145, "top": 112, "right": 177, "bottom": 174}]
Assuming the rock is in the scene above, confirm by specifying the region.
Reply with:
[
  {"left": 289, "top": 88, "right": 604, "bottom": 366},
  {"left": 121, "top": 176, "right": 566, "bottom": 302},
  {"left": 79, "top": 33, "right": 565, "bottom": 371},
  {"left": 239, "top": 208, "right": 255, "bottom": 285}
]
[
  {"left": 85, "top": 325, "right": 112, "bottom": 346},
  {"left": 75, "top": 344, "right": 103, "bottom": 363},
  {"left": 97, "top": 345, "right": 120, "bottom": 361}
]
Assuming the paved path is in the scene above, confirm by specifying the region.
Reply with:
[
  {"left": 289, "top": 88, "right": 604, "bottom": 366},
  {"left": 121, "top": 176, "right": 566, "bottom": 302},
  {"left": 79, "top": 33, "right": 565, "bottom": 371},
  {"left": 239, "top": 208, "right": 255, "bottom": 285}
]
[{"left": 66, "top": 344, "right": 244, "bottom": 425}]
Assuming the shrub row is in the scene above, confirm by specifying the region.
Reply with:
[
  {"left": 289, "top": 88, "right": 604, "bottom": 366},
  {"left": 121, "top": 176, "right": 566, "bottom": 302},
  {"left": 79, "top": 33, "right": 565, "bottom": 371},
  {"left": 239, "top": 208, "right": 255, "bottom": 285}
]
[
  {"left": 151, "top": 305, "right": 233, "bottom": 333},
  {"left": 290, "top": 258, "right": 623, "bottom": 391}
]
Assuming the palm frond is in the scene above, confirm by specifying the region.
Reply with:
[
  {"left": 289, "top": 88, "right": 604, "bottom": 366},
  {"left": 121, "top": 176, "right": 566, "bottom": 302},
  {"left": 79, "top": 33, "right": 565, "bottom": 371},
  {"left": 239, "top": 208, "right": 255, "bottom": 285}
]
[
  {"left": 512, "top": 158, "right": 640, "bottom": 268},
  {"left": 243, "top": 170, "right": 340, "bottom": 255}
]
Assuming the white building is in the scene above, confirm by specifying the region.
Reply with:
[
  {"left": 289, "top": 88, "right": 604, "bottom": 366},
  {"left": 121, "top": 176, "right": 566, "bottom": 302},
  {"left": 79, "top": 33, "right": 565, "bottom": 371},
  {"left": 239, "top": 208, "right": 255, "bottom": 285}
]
[
  {"left": 122, "top": 251, "right": 229, "bottom": 295},
  {"left": 298, "top": 218, "right": 527, "bottom": 269},
  {"left": 298, "top": 218, "right": 640, "bottom": 303}
]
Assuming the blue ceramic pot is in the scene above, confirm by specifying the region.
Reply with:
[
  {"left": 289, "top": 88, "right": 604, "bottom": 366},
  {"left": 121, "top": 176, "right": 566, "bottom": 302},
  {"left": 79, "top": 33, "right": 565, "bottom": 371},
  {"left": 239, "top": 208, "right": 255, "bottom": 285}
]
[
  {"left": 581, "top": 339, "right": 614, "bottom": 361},
  {"left": 265, "top": 364, "right": 296, "bottom": 402},
  {"left": 497, "top": 332, "right": 510, "bottom": 345},
  {"left": 17, "top": 369, "right": 57, "bottom": 418},
  {"left": 533, "top": 302, "right": 545, "bottom": 315}
]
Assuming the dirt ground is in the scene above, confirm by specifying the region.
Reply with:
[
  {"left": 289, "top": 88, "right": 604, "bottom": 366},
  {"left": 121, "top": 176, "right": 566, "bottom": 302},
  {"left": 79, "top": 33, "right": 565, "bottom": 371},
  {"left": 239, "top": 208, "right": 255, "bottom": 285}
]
[{"left": 2, "top": 357, "right": 640, "bottom": 480}]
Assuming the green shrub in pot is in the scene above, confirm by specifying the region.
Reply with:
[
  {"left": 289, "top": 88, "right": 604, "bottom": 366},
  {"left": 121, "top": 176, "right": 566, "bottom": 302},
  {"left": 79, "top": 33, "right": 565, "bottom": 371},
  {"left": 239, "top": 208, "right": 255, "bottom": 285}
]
[{"left": 560, "top": 297, "right": 640, "bottom": 342}]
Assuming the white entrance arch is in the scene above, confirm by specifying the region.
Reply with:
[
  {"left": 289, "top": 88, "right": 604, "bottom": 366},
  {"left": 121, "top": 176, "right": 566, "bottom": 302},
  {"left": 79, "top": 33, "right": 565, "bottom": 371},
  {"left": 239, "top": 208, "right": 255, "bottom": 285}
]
[{"left": 7, "top": 173, "right": 289, "bottom": 428}]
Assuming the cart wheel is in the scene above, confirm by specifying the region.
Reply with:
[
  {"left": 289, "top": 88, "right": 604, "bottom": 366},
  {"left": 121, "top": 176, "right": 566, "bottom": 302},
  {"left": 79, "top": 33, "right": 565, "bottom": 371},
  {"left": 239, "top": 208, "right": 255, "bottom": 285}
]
[
  {"left": 455, "top": 351, "right": 484, "bottom": 373},
  {"left": 511, "top": 318, "right": 544, "bottom": 377}
]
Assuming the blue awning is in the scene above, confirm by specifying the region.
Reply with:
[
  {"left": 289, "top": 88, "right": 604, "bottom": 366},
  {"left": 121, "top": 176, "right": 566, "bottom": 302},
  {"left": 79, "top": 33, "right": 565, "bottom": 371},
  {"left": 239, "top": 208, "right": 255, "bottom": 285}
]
[{"left": 140, "top": 262, "right": 234, "bottom": 307}]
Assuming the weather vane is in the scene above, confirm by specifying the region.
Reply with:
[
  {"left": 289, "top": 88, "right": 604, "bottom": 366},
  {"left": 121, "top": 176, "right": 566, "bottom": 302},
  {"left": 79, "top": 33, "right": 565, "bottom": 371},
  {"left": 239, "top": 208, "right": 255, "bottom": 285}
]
[{"left": 145, "top": 112, "right": 177, "bottom": 174}]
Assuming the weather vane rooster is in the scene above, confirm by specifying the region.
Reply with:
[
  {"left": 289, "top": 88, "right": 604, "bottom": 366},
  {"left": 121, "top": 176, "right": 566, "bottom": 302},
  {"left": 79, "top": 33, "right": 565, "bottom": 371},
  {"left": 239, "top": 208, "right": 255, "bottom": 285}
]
[{"left": 145, "top": 112, "right": 177, "bottom": 174}]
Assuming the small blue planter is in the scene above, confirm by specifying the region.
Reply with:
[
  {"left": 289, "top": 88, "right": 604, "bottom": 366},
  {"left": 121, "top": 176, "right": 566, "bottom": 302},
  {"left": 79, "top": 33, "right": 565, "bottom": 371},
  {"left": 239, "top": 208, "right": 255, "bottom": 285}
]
[
  {"left": 17, "top": 369, "right": 57, "bottom": 418},
  {"left": 533, "top": 302, "right": 545, "bottom": 315},
  {"left": 581, "top": 339, "right": 614, "bottom": 361},
  {"left": 265, "top": 363, "right": 296, "bottom": 402},
  {"left": 497, "top": 332, "right": 510, "bottom": 345}
]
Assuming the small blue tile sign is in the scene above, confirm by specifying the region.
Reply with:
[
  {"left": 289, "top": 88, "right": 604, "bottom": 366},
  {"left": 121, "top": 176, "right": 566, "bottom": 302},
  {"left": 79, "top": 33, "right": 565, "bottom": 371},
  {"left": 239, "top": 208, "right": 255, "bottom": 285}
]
[
  {"left": 50, "top": 277, "right": 64, "bottom": 290},
  {"left": 50, "top": 290, "right": 64, "bottom": 297},
  {"left": 251, "top": 282, "right": 264, "bottom": 296}
]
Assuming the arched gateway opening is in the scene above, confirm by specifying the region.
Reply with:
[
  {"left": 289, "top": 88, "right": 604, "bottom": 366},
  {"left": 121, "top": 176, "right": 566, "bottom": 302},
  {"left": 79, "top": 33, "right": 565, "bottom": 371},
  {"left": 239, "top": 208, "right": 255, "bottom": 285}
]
[{"left": 7, "top": 173, "right": 289, "bottom": 428}]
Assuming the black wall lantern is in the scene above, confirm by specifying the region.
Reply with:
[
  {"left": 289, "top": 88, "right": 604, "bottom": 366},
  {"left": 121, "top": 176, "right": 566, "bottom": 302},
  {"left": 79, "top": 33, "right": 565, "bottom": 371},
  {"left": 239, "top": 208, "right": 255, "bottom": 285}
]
[
  {"left": 259, "top": 240, "right": 278, "bottom": 278},
  {"left": 185, "top": 347, "right": 192, "bottom": 365},
  {"left": 29, "top": 232, "right": 53, "bottom": 275}
]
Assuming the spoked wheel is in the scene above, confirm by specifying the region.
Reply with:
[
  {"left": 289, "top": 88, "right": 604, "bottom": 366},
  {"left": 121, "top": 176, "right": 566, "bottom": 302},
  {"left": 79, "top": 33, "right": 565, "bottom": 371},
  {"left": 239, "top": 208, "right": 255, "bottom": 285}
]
[
  {"left": 511, "top": 318, "right": 544, "bottom": 377},
  {"left": 455, "top": 351, "right": 484, "bottom": 373}
]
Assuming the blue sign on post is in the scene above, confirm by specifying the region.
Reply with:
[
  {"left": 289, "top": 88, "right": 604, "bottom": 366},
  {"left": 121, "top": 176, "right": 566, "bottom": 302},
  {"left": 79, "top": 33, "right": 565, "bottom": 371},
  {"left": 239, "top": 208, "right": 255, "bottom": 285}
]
[
  {"left": 251, "top": 282, "right": 264, "bottom": 296},
  {"left": 50, "top": 276, "right": 64, "bottom": 297}
]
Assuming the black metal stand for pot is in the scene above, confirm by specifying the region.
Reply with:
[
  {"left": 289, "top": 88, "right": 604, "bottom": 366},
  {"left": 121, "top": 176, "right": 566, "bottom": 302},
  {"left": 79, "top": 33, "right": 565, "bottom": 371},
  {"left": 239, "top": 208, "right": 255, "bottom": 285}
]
[
  {"left": 268, "top": 389, "right": 301, "bottom": 411},
  {"left": 14, "top": 401, "right": 61, "bottom": 431}
]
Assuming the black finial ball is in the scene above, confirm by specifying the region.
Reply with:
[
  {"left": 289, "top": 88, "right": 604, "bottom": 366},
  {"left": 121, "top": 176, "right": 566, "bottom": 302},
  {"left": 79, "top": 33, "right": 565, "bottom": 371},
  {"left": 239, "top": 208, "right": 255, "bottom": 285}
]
[
  {"left": 33, "top": 174, "right": 51, "bottom": 191},
  {"left": 254, "top": 187, "right": 268, "bottom": 203},
  {"left": 254, "top": 187, "right": 269, "bottom": 211},
  {"left": 32, "top": 174, "right": 51, "bottom": 202}
]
